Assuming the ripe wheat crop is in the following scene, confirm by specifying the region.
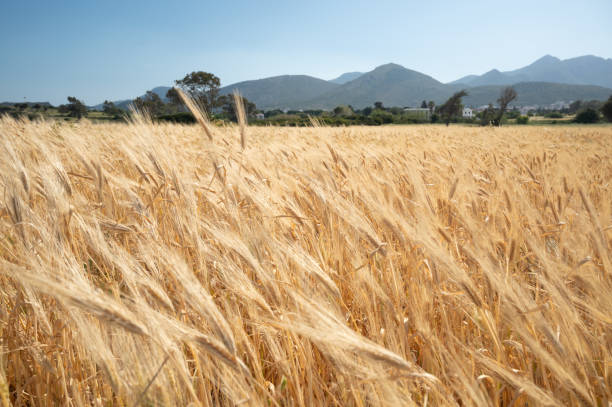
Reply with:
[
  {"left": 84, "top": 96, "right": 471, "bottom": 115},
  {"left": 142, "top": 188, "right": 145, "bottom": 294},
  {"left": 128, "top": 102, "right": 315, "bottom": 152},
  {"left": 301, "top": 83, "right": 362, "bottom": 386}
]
[{"left": 0, "top": 111, "right": 610, "bottom": 406}]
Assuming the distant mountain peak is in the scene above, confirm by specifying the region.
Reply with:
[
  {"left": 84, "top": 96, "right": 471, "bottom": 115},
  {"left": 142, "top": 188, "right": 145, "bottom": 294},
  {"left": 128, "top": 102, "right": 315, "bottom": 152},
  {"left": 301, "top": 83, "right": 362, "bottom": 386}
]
[
  {"left": 531, "top": 54, "right": 561, "bottom": 65},
  {"left": 538, "top": 54, "right": 559, "bottom": 61},
  {"left": 373, "top": 63, "right": 406, "bottom": 71},
  {"left": 329, "top": 71, "right": 363, "bottom": 85},
  {"left": 449, "top": 54, "right": 612, "bottom": 89}
]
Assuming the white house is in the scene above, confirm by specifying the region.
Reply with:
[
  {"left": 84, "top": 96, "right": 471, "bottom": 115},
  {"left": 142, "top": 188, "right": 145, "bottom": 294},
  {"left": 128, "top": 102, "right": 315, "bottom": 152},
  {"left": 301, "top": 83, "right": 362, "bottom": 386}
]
[
  {"left": 255, "top": 112, "right": 265, "bottom": 120},
  {"left": 462, "top": 107, "right": 474, "bottom": 118}
]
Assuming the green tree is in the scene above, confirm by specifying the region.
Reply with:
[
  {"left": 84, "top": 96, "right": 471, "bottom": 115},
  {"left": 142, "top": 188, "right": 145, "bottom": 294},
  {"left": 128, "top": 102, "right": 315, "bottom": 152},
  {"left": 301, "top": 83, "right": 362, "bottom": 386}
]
[
  {"left": 601, "top": 95, "right": 612, "bottom": 122},
  {"left": 174, "top": 71, "right": 221, "bottom": 113},
  {"left": 438, "top": 90, "right": 468, "bottom": 126},
  {"left": 494, "top": 86, "right": 517, "bottom": 126},
  {"left": 61, "top": 97, "right": 87, "bottom": 119},
  {"left": 479, "top": 103, "right": 497, "bottom": 126},
  {"left": 427, "top": 101, "right": 435, "bottom": 113},
  {"left": 420, "top": 100, "right": 427, "bottom": 109},
  {"left": 370, "top": 110, "right": 393, "bottom": 124},
  {"left": 166, "top": 88, "right": 185, "bottom": 110},
  {"left": 332, "top": 105, "right": 354, "bottom": 117},
  {"left": 568, "top": 100, "right": 582, "bottom": 114},
  {"left": 574, "top": 108, "right": 600, "bottom": 124},
  {"left": 102, "top": 100, "right": 124, "bottom": 118},
  {"left": 133, "top": 91, "right": 166, "bottom": 116},
  {"left": 374, "top": 101, "right": 384, "bottom": 110},
  {"left": 218, "top": 94, "right": 257, "bottom": 122}
]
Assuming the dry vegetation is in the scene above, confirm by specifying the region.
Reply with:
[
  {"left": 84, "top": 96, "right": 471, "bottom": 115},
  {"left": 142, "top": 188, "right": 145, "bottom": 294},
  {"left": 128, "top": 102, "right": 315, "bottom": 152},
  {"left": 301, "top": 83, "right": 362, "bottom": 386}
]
[{"left": 0, "top": 109, "right": 611, "bottom": 406}]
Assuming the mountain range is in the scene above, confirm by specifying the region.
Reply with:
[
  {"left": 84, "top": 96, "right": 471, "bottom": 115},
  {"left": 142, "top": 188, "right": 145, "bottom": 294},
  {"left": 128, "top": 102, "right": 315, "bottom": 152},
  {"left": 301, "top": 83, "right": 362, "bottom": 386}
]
[
  {"left": 450, "top": 55, "right": 612, "bottom": 88},
  {"left": 329, "top": 72, "right": 364, "bottom": 84},
  {"left": 93, "top": 55, "right": 612, "bottom": 111}
]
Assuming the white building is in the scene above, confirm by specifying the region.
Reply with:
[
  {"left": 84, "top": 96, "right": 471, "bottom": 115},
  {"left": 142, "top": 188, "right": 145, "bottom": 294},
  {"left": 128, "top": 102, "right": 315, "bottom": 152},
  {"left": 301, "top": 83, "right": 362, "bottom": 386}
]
[
  {"left": 462, "top": 107, "right": 474, "bottom": 118},
  {"left": 255, "top": 113, "right": 265, "bottom": 120}
]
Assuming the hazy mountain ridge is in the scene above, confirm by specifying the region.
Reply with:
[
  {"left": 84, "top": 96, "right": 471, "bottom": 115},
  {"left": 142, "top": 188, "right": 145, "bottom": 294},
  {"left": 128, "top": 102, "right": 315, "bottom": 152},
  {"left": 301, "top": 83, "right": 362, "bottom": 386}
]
[
  {"left": 90, "top": 86, "right": 171, "bottom": 110},
  {"left": 77, "top": 54, "right": 612, "bottom": 111},
  {"left": 329, "top": 72, "right": 364, "bottom": 84},
  {"left": 451, "top": 55, "right": 612, "bottom": 88},
  {"left": 463, "top": 82, "right": 612, "bottom": 107},
  {"left": 218, "top": 75, "right": 339, "bottom": 110},
  {"left": 300, "top": 63, "right": 457, "bottom": 109},
  {"left": 221, "top": 62, "right": 612, "bottom": 110}
]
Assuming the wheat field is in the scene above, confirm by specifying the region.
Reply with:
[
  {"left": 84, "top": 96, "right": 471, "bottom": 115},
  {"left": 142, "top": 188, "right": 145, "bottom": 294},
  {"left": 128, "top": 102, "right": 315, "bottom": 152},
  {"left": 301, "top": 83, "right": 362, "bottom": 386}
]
[{"left": 0, "top": 112, "right": 610, "bottom": 406}]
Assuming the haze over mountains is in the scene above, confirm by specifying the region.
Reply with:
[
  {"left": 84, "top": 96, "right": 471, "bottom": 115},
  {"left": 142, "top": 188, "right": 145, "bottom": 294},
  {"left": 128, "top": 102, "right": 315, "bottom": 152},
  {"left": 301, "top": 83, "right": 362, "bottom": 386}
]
[
  {"left": 296, "top": 63, "right": 452, "bottom": 109},
  {"left": 218, "top": 55, "right": 612, "bottom": 110},
  {"left": 89, "top": 54, "right": 612, "bottom": 111},
  {"left": 450, "top": 55, "right": 612, "bottom": 88},
  {"left": 219, "top": 75, "right": 338, "bottom": 109}
]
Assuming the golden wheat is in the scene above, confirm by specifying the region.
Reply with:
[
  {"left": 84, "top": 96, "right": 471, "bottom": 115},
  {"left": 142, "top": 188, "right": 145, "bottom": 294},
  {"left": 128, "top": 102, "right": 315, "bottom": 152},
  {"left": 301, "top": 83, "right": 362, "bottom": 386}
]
[{"left": 0, "top": 114, "right": 610, "bottom": 406}]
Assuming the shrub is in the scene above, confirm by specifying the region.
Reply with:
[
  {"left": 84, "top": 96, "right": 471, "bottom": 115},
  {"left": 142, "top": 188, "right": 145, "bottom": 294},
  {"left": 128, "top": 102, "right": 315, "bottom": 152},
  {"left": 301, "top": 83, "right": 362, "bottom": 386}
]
[
  {"left": 516, "top": 116, "right": 529, "bottom": 125},
  {"left": 574, "top": 108, "right": 600, "bottom": 124},
  {"left": 370, "top": 110, "right": 393, "bottom": 124},
  {"left": 157, "top": 112, "right": 196, "bottom": 124}
]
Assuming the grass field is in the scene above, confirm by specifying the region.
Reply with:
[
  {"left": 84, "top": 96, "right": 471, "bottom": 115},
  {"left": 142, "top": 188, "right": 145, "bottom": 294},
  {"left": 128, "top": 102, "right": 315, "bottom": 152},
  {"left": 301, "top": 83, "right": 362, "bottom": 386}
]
[{"left": 0, "top": 114, "right": 610, "bottom": 406}]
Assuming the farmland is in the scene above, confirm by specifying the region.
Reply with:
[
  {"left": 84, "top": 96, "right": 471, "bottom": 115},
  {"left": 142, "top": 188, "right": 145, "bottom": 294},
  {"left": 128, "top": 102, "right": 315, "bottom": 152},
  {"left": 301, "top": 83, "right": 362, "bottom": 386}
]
[{"left": 0, "top": 116, "right": 610, "bottom": 406}]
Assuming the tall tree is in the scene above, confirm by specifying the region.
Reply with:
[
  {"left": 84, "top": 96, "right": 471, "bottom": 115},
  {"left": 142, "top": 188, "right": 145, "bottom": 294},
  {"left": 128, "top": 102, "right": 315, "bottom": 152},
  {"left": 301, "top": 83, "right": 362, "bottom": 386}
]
[
  {"left": 133, "top": 91, "right": 166, "bottom": 116},
  {"left": 438, "top": 90, "right": 468, "bottom": 126},
  {"left": 174, "top": 71, "right": 221, "bottom": 114},
  {"left": 102, "top": 100, "right": 124, "bottom": 118},
  {"left": 569, "top": 100, "right": 583, "bottom": 114},
  {"left": 420, "top": 100, "right": 427, "bottom": 109},
  {"left": 165, "top": 88, "right": 184, "bottom": 110},
  {"left": 218, "top": 94, "right": 257, "bottom": 122},
  {"left": 64, "top": 97, "right": 88, "bottom": 119},
  {"left": 494, "top": 86, "right": 517, "bottom": 126},
  {"left": 427, "top": 101, "right": 435, "bottom": 113},
  {"left": 479, "top": 103, "right": 497, "bottom": 126},
  {"left": 374, "top": 101, "right": 384, "bottom": 110}
]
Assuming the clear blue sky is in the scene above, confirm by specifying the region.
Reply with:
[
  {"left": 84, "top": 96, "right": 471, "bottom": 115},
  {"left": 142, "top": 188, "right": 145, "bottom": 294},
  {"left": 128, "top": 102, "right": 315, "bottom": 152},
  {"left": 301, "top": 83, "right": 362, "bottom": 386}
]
[{"left": 1, "top": 0, "right": 611, "bottom": 105}]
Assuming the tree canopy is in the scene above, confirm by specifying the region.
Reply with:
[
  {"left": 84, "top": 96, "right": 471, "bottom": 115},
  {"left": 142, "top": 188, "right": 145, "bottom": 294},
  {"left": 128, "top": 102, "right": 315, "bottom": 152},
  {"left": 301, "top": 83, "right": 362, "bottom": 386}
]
[
  {"left": 102, "top": 100, "right": 124, "bottom": 118},
  {"left": 218, "top": 94, "right": 257, "bottom": 122},
  {"left": 59, "top": 97, "right": 87, "bottom": 119},
  {"left": 438, "top": 90, "right": 468, "bottom": 126},
  {"left": 494, "top": 87, "right": 517, "bottom": 126},
  {"left": 174, "top": 71, "right": 221, "bottom": 114},
  {"left": 133, "top": 91, "right": 167, "bottom": 116},
  {"left": 574, "top": 108, "right": 600, "bottom": 124}
]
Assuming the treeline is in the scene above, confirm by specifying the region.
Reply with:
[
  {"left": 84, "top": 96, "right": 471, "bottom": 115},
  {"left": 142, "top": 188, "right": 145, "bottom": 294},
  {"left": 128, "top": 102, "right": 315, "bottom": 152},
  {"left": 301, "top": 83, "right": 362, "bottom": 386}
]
[{"left": 3, "top": 69, "right": 612, "bottom": 125}]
